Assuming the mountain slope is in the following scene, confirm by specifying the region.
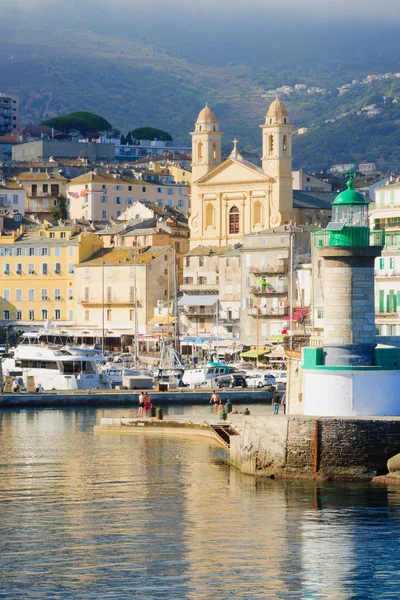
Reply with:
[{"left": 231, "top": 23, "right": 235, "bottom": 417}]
[{"left": 2, "top": 8, "right": 400, "bottom": 170}]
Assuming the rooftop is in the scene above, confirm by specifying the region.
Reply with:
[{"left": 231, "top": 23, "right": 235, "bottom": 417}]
[
  {"left": 16, "top": 172, "right": 67, "bottom": 182},
  {"left": 78, "top": 245, "right": 170, "bottom": 266},
  {"left": 293, "top": 190, "right": 337, "bottom": 210},
  {"left": 186, "top": 245, "right": 232, "bottom": 257},
  {"left": 68, "top": 171, "right": 140, "bottom": 186}
]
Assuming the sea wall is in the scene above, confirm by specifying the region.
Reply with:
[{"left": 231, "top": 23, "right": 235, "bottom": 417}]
[
  {"left": 0, "top": 389, "right": 270, "bottom": 408},
  {"left": 230, "top": 415, "right": 400, "bottom": 480}
]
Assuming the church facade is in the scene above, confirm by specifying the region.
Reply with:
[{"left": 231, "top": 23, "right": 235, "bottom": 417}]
[{"left": 189, "top": 99, "right": 294, "bottom": 249}]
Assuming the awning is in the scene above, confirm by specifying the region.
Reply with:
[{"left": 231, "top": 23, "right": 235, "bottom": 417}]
[
  {"left": 181, "top": 336, "right": 208, "bottom": 344},
  {"left": 284, "top": 309, "right": 308, "bottom": 322},
  {"left": 149, "top": 315, "right": 175, "bottom": 324},
  {"left": 178, "top": 294, "right": 218, "bottom": 307},
  {"left": 241, "top": 349, "right": 267, "bottom": 358}
]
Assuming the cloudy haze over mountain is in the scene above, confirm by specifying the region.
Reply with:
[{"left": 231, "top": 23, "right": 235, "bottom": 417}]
[{"left": 7, "top": 0, "right": 400, "bottom": 19}]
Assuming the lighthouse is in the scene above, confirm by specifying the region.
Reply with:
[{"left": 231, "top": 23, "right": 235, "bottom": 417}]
[{"left": 302, "top": 176, "right": 400, "bottom": 416}]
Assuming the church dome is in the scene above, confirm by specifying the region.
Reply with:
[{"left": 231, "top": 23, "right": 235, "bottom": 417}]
[
  {"left": 266, "top": 98, "right": 289, "bottom": 121},
  {"left": 197, "top": 105, "right": 218, "bottom": 123}
]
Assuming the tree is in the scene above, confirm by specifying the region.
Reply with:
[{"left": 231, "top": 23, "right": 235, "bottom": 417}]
[
  {"left": 130, "top": 127, "right": 173, "bottom": 142},
  {"left": 126, "top": 131, "right": 133, "bottom": 145},
  {"left": 42, "top": 112, "right": 112, "bottom": 136},
  {"left": 52, "top": 194, "right": 68, "bottom": 221}
]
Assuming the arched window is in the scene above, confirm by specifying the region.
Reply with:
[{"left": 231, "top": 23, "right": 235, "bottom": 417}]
[
  {"left": 283, "top": 118, "right": 287, "bottom": 124},
  {"left": 198, "top": 141, "right": 203, "bottom": 161},
  {"left": 212, "top": 142, "right": 217, "bottom": 160},
  {"left": 269, "top": 135, "right": 274, "bottom": 155},
  {"left": 205, "top": 202, "right": 214, "bottom": 228},
  {"left": 283, "top": 134, "right": 287, "bottom": 154},
  {"left": 253, "top": 201, "right": 262, "bottom": 226},
  {"left": 199, "top": 125, "right": 202, "bottom": 131},
  {"left": 229, "top": 206, "right": 240, "bottom": 235}
]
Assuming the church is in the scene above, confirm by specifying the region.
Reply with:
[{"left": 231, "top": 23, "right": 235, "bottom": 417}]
[{"left": 189, "top": 99, "right": 295, "bottom": 249}]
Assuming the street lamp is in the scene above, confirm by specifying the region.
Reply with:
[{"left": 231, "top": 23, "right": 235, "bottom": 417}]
[{"left": 254, "top": 305, "right": 259, "bottom": 369}]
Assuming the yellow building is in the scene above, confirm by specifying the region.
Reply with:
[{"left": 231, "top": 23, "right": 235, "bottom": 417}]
[
  {"left": 189, "top": 99, "right": 293, "bottom": 248},
  {"left": 16, "top": 172, "right": 67, "bottom": 217},
  {"left": 0, "top": 222, "right": 102, "bottom": 326}
]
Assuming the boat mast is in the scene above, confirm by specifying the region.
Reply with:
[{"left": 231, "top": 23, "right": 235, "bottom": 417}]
[
  {"left": 134, "top": 250, "right": 139, "bottom": 369},
  {"left": 101, "top": 259, "right": 105, "bottom": 354},
  {"left": 173, "top": 246, "right": 180, "bottom": 354},
  {"left": 289, "top": 223, "right": 294, "bottom": 350}
]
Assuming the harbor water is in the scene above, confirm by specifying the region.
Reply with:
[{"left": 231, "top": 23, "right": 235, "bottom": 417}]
[{"left": 1, "top": 405, "right": 400, "bottom": 599}]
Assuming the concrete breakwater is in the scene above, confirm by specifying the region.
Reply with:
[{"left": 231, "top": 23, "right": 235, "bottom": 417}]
[
  {"left": 0, "top": 389, "right": 270, "bottom": 408},
  {"left": 230, "top": 415, "right": 400, "bottom": 481}
]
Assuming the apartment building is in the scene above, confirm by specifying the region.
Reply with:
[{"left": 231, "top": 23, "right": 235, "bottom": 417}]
[
  {"left": 292, "top": 170, "right": 332, "bottom": 192},
  {"left": 240, "top": 226, "right": 312, "bottom": 347},
  {"left": 0, "top": 135, "right": 18, "bottom": 161},
  {"left": 16, "top": 172, "right": 67, "bottom": 217},
  {"left": 74, "top": 246, "right": 174, "bottom": 344},
  {"left": 67, "top": 172, "right": 189, "bottom": 220},
  {"left": 0, "top": 180, "right": 25, "bottom": 215},
  {"left": 0, "top": 92, "right": 18, "bottom": 136},
  {"left": 179, "top": 246, "right": 225, "bottom": 339},
  {"left": 370, "top": 178, "right": 400, "bottom": 335},
  {"left": 0, "top": 222, "right": 102, "bottom": 327}
]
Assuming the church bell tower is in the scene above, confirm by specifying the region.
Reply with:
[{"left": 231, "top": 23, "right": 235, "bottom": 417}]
[
  {"left": 261, "top": 98, "right": 293, "bottom": 216},
  {"left": 191, "top": 104, "right": 223, "bottom": 182}
]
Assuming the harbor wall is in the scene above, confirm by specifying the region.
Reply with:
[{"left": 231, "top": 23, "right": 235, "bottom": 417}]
[
  {"left": 230, "top": 415, "right": 400, "bottom": 480},
  {"left": 0, "top": 389, "right": 270, "bottom": 408}
]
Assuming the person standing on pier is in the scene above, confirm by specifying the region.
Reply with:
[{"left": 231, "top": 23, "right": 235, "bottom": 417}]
[
  {"left": 273, "top": 391, "right": 281, "bottom": 415},
  {"left": 209, "top": 390, "right": 221, "bottom": 414},
  {"left": 144, "top": 392, "right": 152, "bottom": 417},
  {"left": 138, "top": 392, "right": 145, "bottom": 417}
]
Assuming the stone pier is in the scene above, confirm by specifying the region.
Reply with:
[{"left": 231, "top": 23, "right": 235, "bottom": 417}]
[{"left": 230, "top": 415, "right": 400, "bottom": 480}]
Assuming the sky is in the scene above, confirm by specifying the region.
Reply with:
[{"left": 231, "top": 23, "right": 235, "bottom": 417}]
[{"left": 7, "top": 0, "right": 400, "bottom": 20}]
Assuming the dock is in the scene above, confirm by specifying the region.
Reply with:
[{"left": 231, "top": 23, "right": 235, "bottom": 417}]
[{"left": 94, "top": 414, "right": 245, "bottom": 448}]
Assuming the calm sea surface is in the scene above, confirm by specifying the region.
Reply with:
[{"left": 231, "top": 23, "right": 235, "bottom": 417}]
[{"left": 0, "top": 404, "right": 400, "bottom": 599}]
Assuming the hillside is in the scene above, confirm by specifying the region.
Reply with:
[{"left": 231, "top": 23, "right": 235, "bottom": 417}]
[{"left": 2, "top": 7, "right": 400, "bottom": 171}]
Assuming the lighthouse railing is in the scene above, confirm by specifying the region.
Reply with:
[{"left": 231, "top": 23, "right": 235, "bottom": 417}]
[{"left": 313, "top": 227, "right": 384, "bottom": 248}]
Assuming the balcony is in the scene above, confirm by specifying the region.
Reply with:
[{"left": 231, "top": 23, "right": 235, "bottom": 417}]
[
  {"left": 251, "top": 284, "right": 288, "bottom": 296},
  {"left": 375, "top": 270, "right": 400, "bottom": 278},
  {"left": 249, "top": 263, "right": 288, "bottom": 275},
  {"left": 182, "top": 307, "right": 215, "bottom": 316},
  {"left": 376, "top": 311, "right": 398, "bottom": 318},
  {"left": 79, "top": 299, "right": 138, "bottom": 307},
  {"left": 247, "top": 307, "right": 288, "bottom": 318},
  {"left": 180, "top": 282, "right": 219, "bottom": 292},
  {"left": 218, "top": 317, "right": 240, "bottom": 325}
]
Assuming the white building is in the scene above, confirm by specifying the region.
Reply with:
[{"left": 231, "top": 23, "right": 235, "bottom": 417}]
[
  {"left": 0, "top": 180, "right": 25, "bottom": 215},
  {"left": 370, "top": 178, "right": 400, "bottom": 335},
  {"left": 67, "top": 172, "right": 189, "bottom": 220},
  {"left": 292, "top": 170, "right": 332, "bottom": 192}
]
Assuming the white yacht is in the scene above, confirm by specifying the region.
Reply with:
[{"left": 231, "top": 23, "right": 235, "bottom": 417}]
[
  {"left": 181, "top": 358, "right": 239, "bottom": 387},
  {"left": 2, "top": 329, "right": 106, "bottom": 391}
]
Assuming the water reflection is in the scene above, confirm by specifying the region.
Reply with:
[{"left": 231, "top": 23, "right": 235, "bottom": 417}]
[{"left": 0, "top": 408, "right": 399, "bottom": 599}]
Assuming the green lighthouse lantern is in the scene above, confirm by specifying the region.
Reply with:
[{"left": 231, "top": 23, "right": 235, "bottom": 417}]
[
  {"left": 332, "top": 178, "right": 368, "bottom": 228},
  {"left": 314, "top": 172, "right": 380, "bottom": 247}
]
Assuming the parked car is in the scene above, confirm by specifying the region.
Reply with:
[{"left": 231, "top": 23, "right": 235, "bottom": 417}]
[
  {"left": 246, "top": 372, "right": 276, "bottom": 389},
  {"left": 271, "top": 370, "right": 287, "bottom": 384},
  {"left": 216, "top": 374, "right": 247, "bottom": 389}
]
